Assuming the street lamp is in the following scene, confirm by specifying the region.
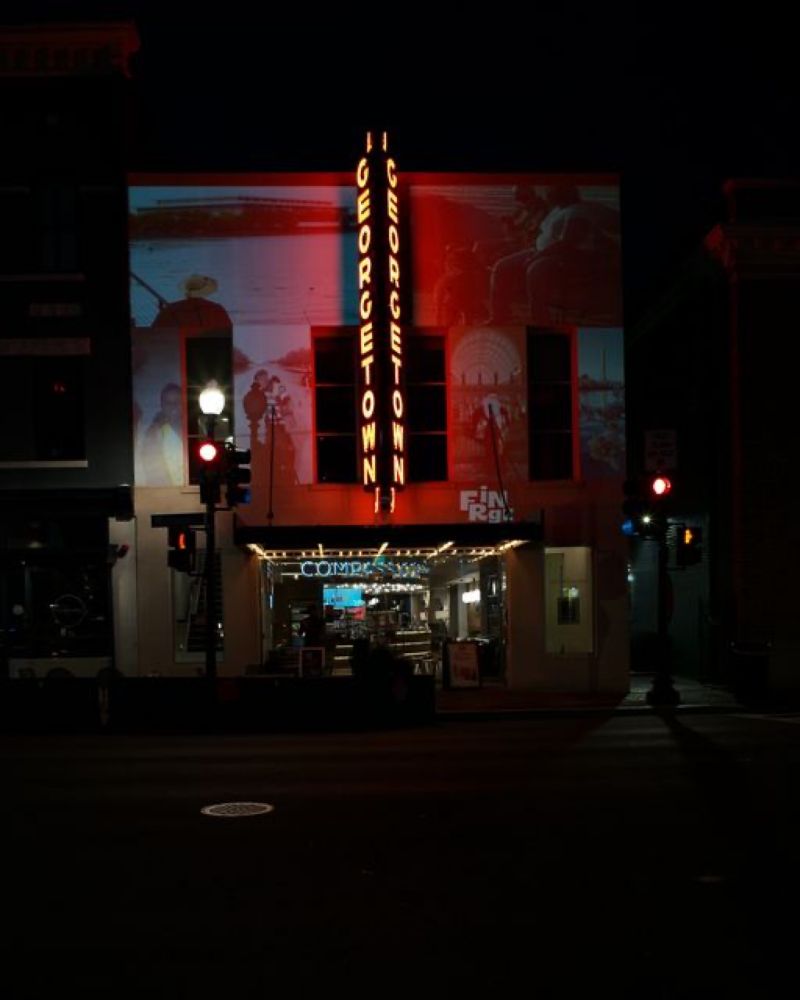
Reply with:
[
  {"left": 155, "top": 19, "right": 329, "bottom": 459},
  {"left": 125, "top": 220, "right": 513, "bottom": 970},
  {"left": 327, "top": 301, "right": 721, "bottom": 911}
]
[
  {"left": 199, "top": 380, "right": 225, "bottom": 420},
  {"left": 198, "top": 381, "right": 225, "bottom": 682}
]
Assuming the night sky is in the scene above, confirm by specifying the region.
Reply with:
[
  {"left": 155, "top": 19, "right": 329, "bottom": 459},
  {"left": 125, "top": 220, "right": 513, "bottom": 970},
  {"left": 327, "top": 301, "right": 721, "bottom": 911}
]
[{"left": 6, "top": 2, "right": 798, "bottom": 322}]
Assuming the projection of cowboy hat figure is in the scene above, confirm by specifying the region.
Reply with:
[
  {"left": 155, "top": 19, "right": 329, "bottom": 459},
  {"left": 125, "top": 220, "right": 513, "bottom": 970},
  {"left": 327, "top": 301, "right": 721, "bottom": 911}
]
[{"left": 148, "top": 274, "right": 232, "bottom": 333}]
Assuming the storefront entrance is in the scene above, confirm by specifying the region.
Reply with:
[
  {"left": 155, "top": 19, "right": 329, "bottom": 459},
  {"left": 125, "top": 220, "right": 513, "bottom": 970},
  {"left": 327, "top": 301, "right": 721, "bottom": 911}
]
[
  {"left": 0, "top": 512, "right": 114, "bottom": 678},
  {"left": 237, "top": 521, "right": 539, "bottom": 686}
]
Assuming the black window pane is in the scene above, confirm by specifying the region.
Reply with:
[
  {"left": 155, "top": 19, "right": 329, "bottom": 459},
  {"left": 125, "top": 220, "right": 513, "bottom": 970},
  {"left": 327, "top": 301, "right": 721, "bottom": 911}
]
[
  {"left": 186, "top": 338, "right": 231, "bottom": 397},
  {"left": 0, "top": 358, "right": 36, "bottom": 460},
  {"left": 0, "top": 357, "right": 85, "bottom": 461},
  {"left": 33, "top": 356, "right": 85, "bottom": 459},
  {"left": 0, "top": 190, "right": 33, "bottom": 271},
  {"left": 407, "top": 336, "right": 445, "bottom": 382},
  {"left": 315, "top": 386, "right": 355, "bottom": 433},
  {"left": 407, "top": 385, "right": 446, "bottom": 432},
  {"left": 528, "top": 383, "right": 572, "bottom": 430},
  {"left": 408, "top": 434, "right": 447, "bottom": 482},
  {"left": 529, "top": 332, "right": 571, "bottom": 382},
  {"left": 315, "top": 336, "right": 355, "bottom": 384},
  {"left": 530, "top": 432, "right": 573, "bottom": 480},
  {"left": 316, "top": 435, "right": 357, "bottom": 483},
  {"left": 528, "top": 331, "right": 573, "bottom": 481}
]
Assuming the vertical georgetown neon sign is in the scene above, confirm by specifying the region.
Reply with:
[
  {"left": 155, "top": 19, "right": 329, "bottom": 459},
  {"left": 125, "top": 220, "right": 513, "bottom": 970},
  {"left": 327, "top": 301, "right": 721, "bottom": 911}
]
[{"left": 356, "top": 131, "right": 405, "bottom": 513}]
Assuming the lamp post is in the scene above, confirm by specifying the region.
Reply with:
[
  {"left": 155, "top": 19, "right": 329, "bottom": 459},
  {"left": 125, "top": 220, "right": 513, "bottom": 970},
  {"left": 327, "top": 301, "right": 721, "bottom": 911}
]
[{"left": 198, "top": 381, "right": 225, "bottom": 682}]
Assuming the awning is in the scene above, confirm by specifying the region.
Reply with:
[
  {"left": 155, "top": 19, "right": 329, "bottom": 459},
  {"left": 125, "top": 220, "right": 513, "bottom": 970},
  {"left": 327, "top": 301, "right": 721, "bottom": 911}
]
[{"left": 234, "top": 518, "right": 542, "bottom": 561}]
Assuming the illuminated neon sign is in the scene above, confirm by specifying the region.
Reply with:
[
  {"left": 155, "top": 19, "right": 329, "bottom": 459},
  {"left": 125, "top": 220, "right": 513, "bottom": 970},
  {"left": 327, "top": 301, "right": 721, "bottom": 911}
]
[
  {"left": 356, "top": 148, "right": 376, "bottom": 489},
  {"left": 356, "top": 131, "right": 405, "bottom": 511},
  {"left": 300, "top": 559, "right": 427, "bottom": 579}
]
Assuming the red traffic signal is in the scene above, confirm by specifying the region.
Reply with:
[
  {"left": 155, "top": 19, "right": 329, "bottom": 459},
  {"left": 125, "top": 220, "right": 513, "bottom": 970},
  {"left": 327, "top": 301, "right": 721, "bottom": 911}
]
[
  {"left": 167, "top": 525, "right": 196, "bottom": 573},
  {"left": 198, "top": 440, "right": 221, "bottom": 463},
  {"left": 197, "top": 438, "right": 223, "bottom": 505},
  {"left": 649, "top": 475, "right": 672, "bottom": 497}
]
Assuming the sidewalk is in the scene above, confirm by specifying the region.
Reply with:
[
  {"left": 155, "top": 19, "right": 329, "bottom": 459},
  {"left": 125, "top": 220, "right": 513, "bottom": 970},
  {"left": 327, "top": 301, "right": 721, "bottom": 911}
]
[{"left": 435, "top": 673, "right": 740, "bottom": 719}]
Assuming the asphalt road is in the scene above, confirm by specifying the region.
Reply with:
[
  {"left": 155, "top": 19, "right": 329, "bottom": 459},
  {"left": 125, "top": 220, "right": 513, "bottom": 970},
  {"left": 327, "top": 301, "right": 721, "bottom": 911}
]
[{"left": 4, "top": 712, "right": 800, "bottom": 999}]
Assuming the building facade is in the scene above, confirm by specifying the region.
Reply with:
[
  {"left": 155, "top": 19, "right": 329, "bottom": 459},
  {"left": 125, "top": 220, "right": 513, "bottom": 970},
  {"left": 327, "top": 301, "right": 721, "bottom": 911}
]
[
  {"left": 627, "top": 179, "right": 800, "bottom": 697},
  {"left": 0, "top": 23, "right": 138, "bottom": 680},
  {"left": 124, "top": 143, "right": 629, "bottom": 693}
]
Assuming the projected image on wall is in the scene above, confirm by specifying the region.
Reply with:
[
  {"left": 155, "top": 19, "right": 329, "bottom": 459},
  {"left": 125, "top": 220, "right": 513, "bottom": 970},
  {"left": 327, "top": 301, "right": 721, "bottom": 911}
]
[
  {"left": 129, "top": 184, "right": 357, "bottom": 328},
  {"left": 449, "top": 326, "right": 528, "bottom": 485},
  {"left": 132, "top": 329, "right": 186, "bottom": 487},
  {"left": 234, "top": 325, "right": 313, "bottom": 486},
  {"left": 578, "top": 327, "right": 625, "bottom": 478},
  {"left": 129, "top": 182, "right": 358, "bottom": 489},
  {"left": 410, "top": 181, "right": 621, "bottom": 329}
]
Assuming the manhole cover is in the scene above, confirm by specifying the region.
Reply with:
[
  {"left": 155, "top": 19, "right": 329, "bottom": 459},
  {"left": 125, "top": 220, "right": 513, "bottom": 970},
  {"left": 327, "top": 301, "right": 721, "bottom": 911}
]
[{"left": 201, "top": 802, "right": 274, "bottom": 818}]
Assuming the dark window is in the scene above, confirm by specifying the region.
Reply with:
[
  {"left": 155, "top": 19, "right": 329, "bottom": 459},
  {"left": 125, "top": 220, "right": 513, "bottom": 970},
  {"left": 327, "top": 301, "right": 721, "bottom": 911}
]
[
  {"left": 408, "top": 434, "right": 448, "bottom": 482},
  {"left": 0, "top": 355, "right": 85, "bottom": 461},
  {"left": 314, "top": 332, "right": 357, "bottom": 483},
  {"left": 528, "top": 331, "right": 574, "bottom": 480},
  {"left": 0, "top": 187, "right": 33, "bottom": 272},
  {"left": 39, "top": 182, "right": 78, "bottom": 271},
  {"left": 316, "top": 435, "right": 357, "bottom": 483},
  {"left": 315, "top": 336, "right": 355, "bottom": 383},
  {"left": 406, "top": 335, "right": 445, "bottom": 382},
  {"left": 316, "top": 386, "right": 356, "bottom": 433},
  {"left": 186, "top": 336, "right": 233, "bottom": 484},
  {"left": 311, "top": 331, "right": 447, "bottom": 484},
  {"left": 406, "top": 335, "right": 447, "bottom": 482},
  {"left": 557, "top": 594, "right": 581, "bottom": 625},
  {"left": 407, "top": 384, "right": 447, "bottom": 431}
]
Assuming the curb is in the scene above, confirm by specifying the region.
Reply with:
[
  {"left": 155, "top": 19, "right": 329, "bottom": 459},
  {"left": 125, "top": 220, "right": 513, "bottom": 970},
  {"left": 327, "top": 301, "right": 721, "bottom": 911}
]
[{"left": 435, "top": 703, "right": 743, "bottom": 721}]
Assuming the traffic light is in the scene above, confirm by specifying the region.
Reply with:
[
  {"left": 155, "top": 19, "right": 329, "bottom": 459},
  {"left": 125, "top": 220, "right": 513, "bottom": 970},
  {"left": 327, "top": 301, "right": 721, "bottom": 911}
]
[
  {"left": 641, "top": 473, "right": 672, "bottom": 537},
  {"left": 197, "top": 438, "right": 223, "bottom": 505},
  {"left": 648, "top": 474, "right": 672, "bottom": 498},
  {"left": 622, "top": 475, "right": 673, "bottom": 538},
  {"left": 167, "top": 525, "right": 195, "bottom": 573},
  {"left": 676, "top": 524, "right": 703, "bottom": 567},
  {"left": 622, "top": 478, "right": 645, "bottom": 536},
  {"left": 224, "top": 444, "right": 251, "bottom": 507}
]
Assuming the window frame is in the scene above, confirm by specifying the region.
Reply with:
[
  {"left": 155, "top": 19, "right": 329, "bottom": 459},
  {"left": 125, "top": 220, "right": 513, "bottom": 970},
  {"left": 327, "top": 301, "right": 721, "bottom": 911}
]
[
  {"left": 312, "top": 328, "right": 358, "bottom": 485},
  {"left": 527, "top": 327, "right": 579, "bottom": 482},
  {"left": 406, "top": 330, "right": 448, "bottom": 484}
]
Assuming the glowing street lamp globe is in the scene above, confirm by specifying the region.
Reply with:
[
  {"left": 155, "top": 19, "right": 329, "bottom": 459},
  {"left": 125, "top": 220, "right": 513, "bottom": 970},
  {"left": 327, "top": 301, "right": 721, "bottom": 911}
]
[{"left": 199, "top": 380, "right": 225, "bottom": 416}]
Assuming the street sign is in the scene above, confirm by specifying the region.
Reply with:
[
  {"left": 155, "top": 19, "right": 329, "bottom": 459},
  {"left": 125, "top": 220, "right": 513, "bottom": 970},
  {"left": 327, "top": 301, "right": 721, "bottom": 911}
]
[{"left": 645, "top": 429, "right": 677, "bottom": 472}]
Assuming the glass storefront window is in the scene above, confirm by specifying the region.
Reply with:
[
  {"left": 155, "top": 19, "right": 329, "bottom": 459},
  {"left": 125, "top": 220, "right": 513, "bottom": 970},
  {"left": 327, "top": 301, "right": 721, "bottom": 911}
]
[{"left": 545, "top": 547, "right": 593, "bottom": 654}]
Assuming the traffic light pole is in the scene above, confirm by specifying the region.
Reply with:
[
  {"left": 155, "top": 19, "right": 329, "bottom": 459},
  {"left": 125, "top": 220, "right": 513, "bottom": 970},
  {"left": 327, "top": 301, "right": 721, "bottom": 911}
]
[
  {"left": 202, "top": 411, "right": 219, "bottom": 684},
  {"left": 204, "top": 493, "right": 217, "bottom": 683},
  {"left": 647, "top": 531, "right": 680, "bottom": 707}
]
